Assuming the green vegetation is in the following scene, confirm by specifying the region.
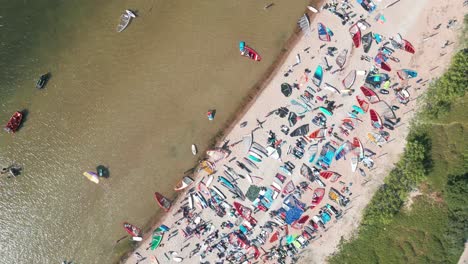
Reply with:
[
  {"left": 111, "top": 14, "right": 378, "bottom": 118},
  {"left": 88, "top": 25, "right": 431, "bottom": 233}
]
[{"left": 329, "top": 48, "right": 468, "bottom": 263}]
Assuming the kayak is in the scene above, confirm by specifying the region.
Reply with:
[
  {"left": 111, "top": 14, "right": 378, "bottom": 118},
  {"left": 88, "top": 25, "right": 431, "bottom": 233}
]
[
  {"left": 4, "top": 111, "right": 23, "bottom": 133},
  {"left": 83, "top": 171, "right": 99, "bottom": 184},
  {"left": 123, "top": 222, "right": 141, "bottom": 237},
  {"left": 154, "top": 192, "right": 172, "bottom": 212},
  {"left": 239, "top": 41, "right": 261, "bottom": 61}
]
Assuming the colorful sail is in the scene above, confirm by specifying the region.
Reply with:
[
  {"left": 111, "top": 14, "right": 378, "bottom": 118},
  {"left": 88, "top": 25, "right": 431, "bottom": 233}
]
[
  {"left": 360, "top": 86, "right": 380, "bottom": 104},
  {"left": 402, "top": 39, "right": 415, "bottom": 54},
  {"left": 352, "top": 137, "right": 364, "bottom": 160},
  {"left": 369, "top": 109, "right": 383, "bottom": 129},
  {"left": 396, "top": 69, "right": 418, "bottom": 80},
  {"left": 356, "top": 95, "right": 369, "bottom": 112},
  {"left": 361, "top": 32, "right": 373, "bottom": 53},
  {"left": 318, "top": 23, "right": 331, "bottom": 41},
  {"left": 349, "top": 24, "right": 361, "bottom": 48},
  {"left": 312, "top": 65, "right": 323, "bottom": 87},
  {"left": 308, "top": 128, "right": 326, "bottom": 140},
  {"left": 320, "top": 171, "right": 342, "bottom": 182},
  {"left": 342, "top": 70, "right": 356, "bottom": 89},
  {"left": 336, "top": 49, "right": 348, "bottom": 68}
]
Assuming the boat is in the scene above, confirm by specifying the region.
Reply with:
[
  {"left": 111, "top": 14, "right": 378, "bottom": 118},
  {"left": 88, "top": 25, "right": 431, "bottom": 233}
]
[
  {"left": 336, "top": 49, "right": 348, "bottom": 68},
  {"left": 369, "top": 109, "right": 383, "bottom": 129},
  {"left": 311, "top": 188, "right": 325, "bottom": 208},
  {"left": 154, "top": 192, "right": 172, "bottom": 212},
  {"left": 36, "top": 73, "right": 49, "bottom": 89},
  {"left": 174, "top": 176, "right": 194, "bottom": 191},
  {"left": 360, "top": 86, "right": 380, "bottom": 104},
  {"left": 361, "top": 32, "right": 373, "bottom": 53},
  {"left": 402, "top": 39, "right": 415, "bottom": 54},
  {"left": 307, "top": 6, "right": 318, "bottom": 13},
  {"left": 4, "top": 111, "right": 23, "bottom": 133},
  {"left": 317, "top": 23, "right": 331, "bottom": 41},
  {"left": 349, "top": 24, "right": 361, "bottom": 48},
  {"left": 117, "top": 10, "right": 136, "bottom": 33},
  {"left": 233, "top": 201, "right": 257, "bottom": 225},
  {"left": 239, "top": 41, "right": 261, "bottom": 61},
  {"left": 123, "top": 222, "right": 141, "bottom": 237},
  {"left": 396, "top": 69, "right": 418, "bottom": 80},
  {"left": 308, "top": 144, "right": 318, "bottom": 163},
  {"left": 291, "top": 215, "right": 310, "bottom": 229},
  {"left": 191, "top": 144, "right": 197, "bottom": 155},
  {"left": 342, "top": 70, "right": 356, "bottom": 89},
  {"left": 312, "top": 65, "right": 323, "bottom": 87},
  {"left": 83, "top": 171, "right": 99, "bottom": 184}
]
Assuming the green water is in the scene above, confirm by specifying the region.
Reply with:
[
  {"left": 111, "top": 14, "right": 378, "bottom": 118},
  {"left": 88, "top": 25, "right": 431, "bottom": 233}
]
[{"left": 0, "top": 0, "right": 312, "bottom": 262}]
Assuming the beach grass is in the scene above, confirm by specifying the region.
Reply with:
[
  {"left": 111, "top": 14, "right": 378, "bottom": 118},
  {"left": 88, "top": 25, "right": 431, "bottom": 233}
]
[{"left": 329, "top": 50, "right": 468, "bottom": 264}]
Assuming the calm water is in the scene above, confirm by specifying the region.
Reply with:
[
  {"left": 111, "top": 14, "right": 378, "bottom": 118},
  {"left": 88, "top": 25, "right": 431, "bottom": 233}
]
[{"left": 0, "top": 0, "right": 311, "bottom": 262}]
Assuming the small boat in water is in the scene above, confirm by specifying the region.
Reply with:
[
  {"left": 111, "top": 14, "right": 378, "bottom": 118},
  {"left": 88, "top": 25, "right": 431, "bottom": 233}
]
[
  {"left": 191, "top": 144, "right": 198, "bottom": 155},
  {"left": 123, "top": 222, "right": 141, "bottom": 237},
  {"left": 83, "top": 171, "right": 99, "bottom": 184},
  {"left": 4, "top": 111, "right": 23, "bottom": 133},
  {"left": 239, "top": 41, "right": 261, "bottom": 61},
  {"left": 36, "top": 73, "right": 50, "bottom": 89},
  {"left": 116, "top": 10, "right": 136, "bottom": 33},
  {"left": 154, "top": 192, "right": 172, "bottom": 212}
]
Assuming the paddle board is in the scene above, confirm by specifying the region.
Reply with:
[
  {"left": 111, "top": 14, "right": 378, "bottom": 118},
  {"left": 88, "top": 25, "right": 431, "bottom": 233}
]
[{"left": 191, "top": 144, "right": 197, "bottom": 155}]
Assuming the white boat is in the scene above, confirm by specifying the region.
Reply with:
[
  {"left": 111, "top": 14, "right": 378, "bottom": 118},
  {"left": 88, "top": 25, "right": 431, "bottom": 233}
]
[
  {"left": 116, "top": 10, "right": 136, "bottom": 33},
  {"left": 191, "top": 144, "right": 198, "bottom": 155},
  {"left": 307, "top": 6, "right": 318, "bottom": 13}
]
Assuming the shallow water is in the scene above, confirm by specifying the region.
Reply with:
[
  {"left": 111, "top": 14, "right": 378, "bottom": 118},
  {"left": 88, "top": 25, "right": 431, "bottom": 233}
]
[{"left": 0, "top": 0, "right": 312, "bottom": 262}]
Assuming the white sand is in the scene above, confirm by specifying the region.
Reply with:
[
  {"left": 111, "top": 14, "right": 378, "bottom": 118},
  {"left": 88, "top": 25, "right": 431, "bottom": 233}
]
[{"left": 124, "top": 0, "right": 465, "bottom": 263}]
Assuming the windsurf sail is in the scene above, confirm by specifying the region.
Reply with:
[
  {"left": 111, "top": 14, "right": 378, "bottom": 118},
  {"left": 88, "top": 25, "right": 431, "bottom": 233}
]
[
  {"left": 352, "top": 137, "right": 364, "bottom": 160},
  {"left": 336, "top": 49, "right": 348, "bottom": 68},
  {"left": 356, "top": 95, "right": 370, "bottom": 112},
  {"left": 396, "top": 69, "right": 418, "bottom": 80},
  {"left": 349, "top": 24, "right": 361, "bottom": 48},
  {"left": 312, "top": 65, "right": 323, "bottom": 87},
  {"left": 342, "top": 70, "right": 356, "bottom": 89},
  {"left": 360, "top": 86, "right": 380, "bottom": 104},
  {"left": 369, "top": 109, "right": 383, "bottom": 129},
  {"left": 308, "top": 128, "right": 326, "bottom": 140},
  {"left": 402, "top": 39, "right": 415, "bottom": 54},
  {"left": 335, "top": 141, "right": 352, "bottom": 160},
  {"left": 318, "top": 23, "right": 331, "bottom": 41},
  {"left": 290, "top": 124, "right": 309, "bottom": 137},
  {"left": 320, "top": 171, "right": 342, "bottom": 182},
  {"left": 361, "top": 32, "right": 373, "bottom": 53}
]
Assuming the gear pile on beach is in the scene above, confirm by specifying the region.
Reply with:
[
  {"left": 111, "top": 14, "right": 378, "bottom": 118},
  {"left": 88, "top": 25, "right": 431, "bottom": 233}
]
[{"left": 123, "top": 0, "right": 459, "bottom": 263}]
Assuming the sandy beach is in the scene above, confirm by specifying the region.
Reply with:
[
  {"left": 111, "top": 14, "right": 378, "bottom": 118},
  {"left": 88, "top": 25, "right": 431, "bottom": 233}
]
[{"left": 123, "top": 0, "right": 465, "bottom": 263}]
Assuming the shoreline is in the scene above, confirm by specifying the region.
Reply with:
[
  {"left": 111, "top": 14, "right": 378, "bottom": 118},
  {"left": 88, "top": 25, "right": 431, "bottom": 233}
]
[
  {"left": 122, "top": 0, "right": 464, "bottom": 263},
  {"left": 117, "top": 2, "right": 325, "bottom": 262}
]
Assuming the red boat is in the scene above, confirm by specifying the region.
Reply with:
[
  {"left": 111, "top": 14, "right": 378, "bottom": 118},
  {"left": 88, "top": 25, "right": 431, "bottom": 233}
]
[
  {"left": 4, "top": 111, "right": 23, "bottom": 133},
  {"left": 242, "top": 46, "right": 261, "bottom": 61},
  {"left": 311, "top": 188, "right": 325, "bottom": 209},
  {"left": 154, "top": 192, "right": 172, "bottom": 212},
  {"left": 233, "top": 201, "right": 257, "bottom": 225},
  {"left": 123, "top": 222, "right": 141, "bottom": 237}
]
